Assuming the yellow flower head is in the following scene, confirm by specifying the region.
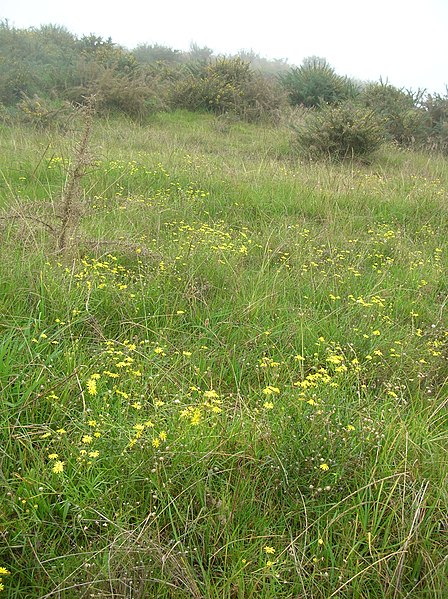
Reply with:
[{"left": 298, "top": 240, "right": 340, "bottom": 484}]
[
  {"left": 52, "top": 460, "right": 64, "bottom": 474},
  {"left": 86, "top": 379, "right": 97, "bottom": 396},
  {"left": 263, "top": 386, "right": 280, "bottom": 395}
]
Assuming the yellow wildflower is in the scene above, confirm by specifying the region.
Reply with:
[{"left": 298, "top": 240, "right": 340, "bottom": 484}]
[
  {"left": 263, "top": 386, "right": 280, "bottom": 395},
  {"left": 52, "top": 460, "right": 64, "bottom": 474},
  {"left": 86, "top": 379, "right": 97, "bottom": 396},
  {"left": 191, "top": 409, "right": 202, "bottom": 425}
]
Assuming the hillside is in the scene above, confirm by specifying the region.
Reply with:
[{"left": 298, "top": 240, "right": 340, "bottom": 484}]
[{"left": 0, "top": 111, "right": 447, "bottom": 598}]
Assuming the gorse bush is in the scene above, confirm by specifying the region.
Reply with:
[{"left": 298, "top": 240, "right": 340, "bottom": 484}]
[
  {"left": 238, "top": 73, "right": 287, "bottom": 122},
  {"left": 78, "top": 34, "right": 138, "bottom": 74},
  {"left": 207, "top": 56, "right": 252, "bottom": 86},
  {"left": 293, "top": 102, "right": 384, "bottom": 160},
  {"left": 132, "top": 43, "right": 183, "bottom": 65},
  {"left": 357, "top": 83, "right": 448, "bottom": 152},
  {"left": 280, "top": 56, "right": 358, "bottom": 108},
  {"left": 66, "top": 37, "right": 164, "bottom": 120},
  {"left": 16, "top": 94, "right": 73, "bottom": 129},
  {"left": 358, "top": 82, "right": 426, "bottom": 145},
  {"left": 0, "top": 23, "right": 158, "bottom": 120},
  {"left": 171, "top": 58, "right": 248, "bottom": 114},
  {"left": 422, "top": 92, "right": 448, "bottom": 153},
  {"left": 171, "top": 57, "right": 285, "bottom": 122},
  {"left": 74, "top": 70, "right": 162, "bottom": 120},
  {"left": 0, "top": 23, "right": 80, "bottom": 104}
]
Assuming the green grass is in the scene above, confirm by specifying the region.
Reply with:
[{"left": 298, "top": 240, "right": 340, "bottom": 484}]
[{"left": 0, "top": 111, "right": 447, "bottom": 598}]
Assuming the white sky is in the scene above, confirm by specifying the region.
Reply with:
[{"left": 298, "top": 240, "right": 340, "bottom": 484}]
[{"left": 2, "top": 0, "right": 448, "bottom": 93}]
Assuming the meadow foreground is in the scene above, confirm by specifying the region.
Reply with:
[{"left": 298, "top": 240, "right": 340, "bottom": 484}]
[{"left": 0, "top": 112, "right": 447, "bottom": 598}]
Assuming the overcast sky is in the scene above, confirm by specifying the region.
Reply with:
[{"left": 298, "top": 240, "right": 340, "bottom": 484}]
[{"left": 2, "top": 0, "right": 448, "bottom": 93}]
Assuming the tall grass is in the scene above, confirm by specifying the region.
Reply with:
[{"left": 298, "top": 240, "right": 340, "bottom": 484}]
[{"left": 0, "top": 112, "right": 447, "bottom": 598}]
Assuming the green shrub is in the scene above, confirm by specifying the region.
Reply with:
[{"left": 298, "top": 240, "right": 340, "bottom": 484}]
[
  {"left": 237, "top": 73, "right": 287, "bottom": 122},
  {"left": 208, "top": 56, "right": 252, "bottom": 86},
  {"left": 358, "top": 82, "right": 427, "bottom": 145},
  {"left": 280, "top": 56, "right": 358, "bottom": 108},
  {"left": 92, "top": 72, "right": 162, "bottom": 120},
  {"left": 132, "top": 43, "right": 183, "bottom": 65},
  {"left": 293, "top": 102, "right": 384, "bottom": 160},
  {"left": 422, "top": 93, "right": 448, "bottom": 153},
  {"left": 171, "top": 57, "right": 285, "bottom": 122},
  {"left": 13, "top": 95, "right": 73, "bottom": 129},
  {"left": 171, "top": 57, "right": 251, "bottom": 114},
  {"left": 171, "top": 67, "right": 242, "bottom": 114},
  {"left": 0, "top": 22, "right": 81, "bottom": 104},
  {"left": 78, "top": 35, "right": 138, "bottom": 75},
  {"left": 0, "top": 23, "right": 159, "bottom": 121}
]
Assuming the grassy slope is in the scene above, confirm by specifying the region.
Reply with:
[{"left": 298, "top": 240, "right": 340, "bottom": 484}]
[{"left": 0, "top": 111, "right": 447, "bottom": 598}]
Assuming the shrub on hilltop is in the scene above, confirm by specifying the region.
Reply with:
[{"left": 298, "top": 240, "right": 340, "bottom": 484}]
[
  {"left": 280, "top": 56, "right": 358, "bottom": 108},
  {"left": 357, "top": 81, "right": 427, "bottom": 146},
  {"left": 171, "top": 57, "right": 286, "bottom": 122}
]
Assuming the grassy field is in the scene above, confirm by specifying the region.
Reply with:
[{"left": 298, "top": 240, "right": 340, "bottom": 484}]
[{"left": 0, "top": 110, "right": 447, "bottom": 598}]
